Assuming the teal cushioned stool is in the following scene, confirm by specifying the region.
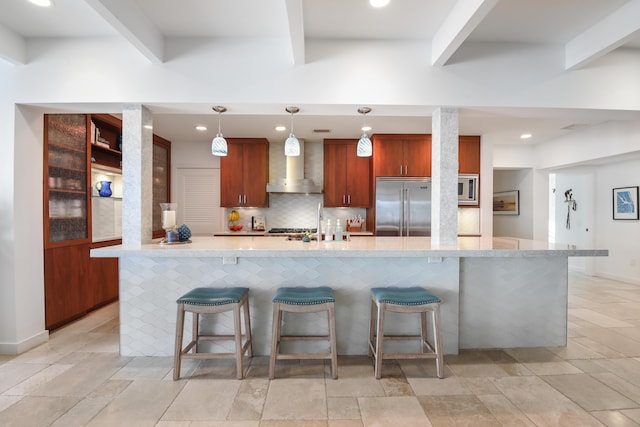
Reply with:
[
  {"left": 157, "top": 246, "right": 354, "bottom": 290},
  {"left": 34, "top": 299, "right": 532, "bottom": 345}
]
[
  {"left": 368, "top": 287, "right": 443, "bottom": 379},
  {"left": 270, "top": 286, "right": 338, "bottom": 379},
  {"left": 173, "top": 287, "right": 252, "bottom": 380}
]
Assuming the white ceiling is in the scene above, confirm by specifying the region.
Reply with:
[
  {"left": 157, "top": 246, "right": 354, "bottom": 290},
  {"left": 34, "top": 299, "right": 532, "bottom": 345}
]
[{"left": 2, "top": 0, "right": 640, "bottom": 147}]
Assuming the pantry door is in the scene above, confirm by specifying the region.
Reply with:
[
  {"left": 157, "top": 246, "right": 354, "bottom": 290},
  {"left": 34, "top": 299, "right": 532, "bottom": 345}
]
[{"left": 175, "top": 168, "right": 224, "bottom": 235}]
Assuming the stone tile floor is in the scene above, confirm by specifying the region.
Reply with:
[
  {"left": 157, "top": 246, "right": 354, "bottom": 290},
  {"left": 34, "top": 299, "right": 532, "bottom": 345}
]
[{"left": 2, "top": 273, "right": 640, "bottom": 426}]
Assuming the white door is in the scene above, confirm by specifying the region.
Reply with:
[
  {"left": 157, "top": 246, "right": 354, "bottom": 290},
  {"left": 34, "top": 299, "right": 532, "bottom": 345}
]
[{"left": 175, "top": 168, "right": 223, "bottom": 235}]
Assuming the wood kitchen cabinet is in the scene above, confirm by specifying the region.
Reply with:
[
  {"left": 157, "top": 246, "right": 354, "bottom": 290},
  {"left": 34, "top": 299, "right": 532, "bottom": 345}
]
[
  {"left": 372, "top": 134, "right": 431, "bottom": 177},
  {"left": 220, "top": 138, "right": 269, "bottom": 207},
  {"left": 44, "top": 113, "right": 170, "bottom": 330},
  {"left": 458, "top": 136, "right": 481, "bottom": 174},
  {"left": 323, "top": 139, "right": 371, "bottom": 208}
]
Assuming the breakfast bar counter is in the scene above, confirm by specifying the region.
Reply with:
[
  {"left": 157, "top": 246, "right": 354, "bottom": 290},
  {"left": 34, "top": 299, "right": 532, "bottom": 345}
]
[{"left": 91, "top": 236, "right": 607, "bottom": 357}]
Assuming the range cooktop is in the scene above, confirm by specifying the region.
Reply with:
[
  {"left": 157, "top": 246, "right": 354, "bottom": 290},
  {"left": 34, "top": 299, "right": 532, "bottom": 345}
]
[{"left": 267, "top": 228, "right": 317, "bottom": 234}]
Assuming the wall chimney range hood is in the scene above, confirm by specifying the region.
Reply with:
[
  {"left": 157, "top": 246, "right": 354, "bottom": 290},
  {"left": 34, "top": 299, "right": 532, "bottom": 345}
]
[{"left": 266, "top": 139, "right": 323, "bottom": 194}]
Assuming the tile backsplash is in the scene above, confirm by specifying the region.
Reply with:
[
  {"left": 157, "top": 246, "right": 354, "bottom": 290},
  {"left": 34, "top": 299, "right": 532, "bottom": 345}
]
[{"left": 231, "top": 194, "right": 367, "bottom": 231}]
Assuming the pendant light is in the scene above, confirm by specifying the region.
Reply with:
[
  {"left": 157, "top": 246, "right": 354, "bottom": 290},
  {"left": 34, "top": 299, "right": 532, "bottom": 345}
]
[
  {"left": 357, "top": 107, "right": 373, "bottom": 157},
  {"left": 211, "top": 106, "right": 228, "bottom": 156},
  {"left": 284, "top": 106, "right": 300, "bottom": 157}
]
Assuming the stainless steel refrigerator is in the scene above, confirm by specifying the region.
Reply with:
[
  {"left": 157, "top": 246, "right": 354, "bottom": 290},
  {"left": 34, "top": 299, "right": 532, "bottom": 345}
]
[{"left": 375, "top": 177, "right": 431, "bottom": 236}]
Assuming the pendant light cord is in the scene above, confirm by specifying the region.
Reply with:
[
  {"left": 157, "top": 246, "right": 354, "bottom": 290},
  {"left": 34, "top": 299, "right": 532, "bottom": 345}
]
[{"left": 290, "top": 110, "right": 295, "bottom": 137}]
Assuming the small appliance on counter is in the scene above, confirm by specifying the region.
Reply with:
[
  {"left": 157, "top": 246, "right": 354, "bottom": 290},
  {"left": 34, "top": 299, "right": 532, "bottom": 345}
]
[{"left": 251, "top": 215, "right": 265, "bottom": 231}]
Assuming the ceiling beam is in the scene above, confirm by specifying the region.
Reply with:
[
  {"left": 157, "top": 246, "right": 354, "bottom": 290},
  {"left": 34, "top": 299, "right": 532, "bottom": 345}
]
[
  {"left": 565, "top": 0, "right": 640, "bottom": 70},
  {"left": 431, "top": 0, "right": 498, "bottom": 66},
  {"left": 83, "top": 0, "right": 164, "bottom": 63},
  {"left": 0, "top": 24, "right": 26, "bottom": 65},
  {"left": 285, "top": 0, "right": 305, "bottom": 65}
]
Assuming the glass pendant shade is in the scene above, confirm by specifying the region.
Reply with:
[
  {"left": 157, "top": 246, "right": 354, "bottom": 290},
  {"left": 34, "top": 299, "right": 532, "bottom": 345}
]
[
  {"left": 211, "top": 106, "right": 228, "bottom": 156},
  {"left": 284, "top": 106, "right": 301, "bottom": 156},
  {"left": 356, "top": 107, "right": 373, "bottom": 157},
  {"left": 211, "top": 133, "right": 228, "bottom": 156},
  {"left": 285, "top": 134, "right": 300, "bottom": 156},
  {"left": 357, "top": 133, "right": 373, "bottom": 157}
]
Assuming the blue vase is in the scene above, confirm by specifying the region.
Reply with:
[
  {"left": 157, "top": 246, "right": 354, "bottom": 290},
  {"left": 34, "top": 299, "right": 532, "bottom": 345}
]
[{"left": 96, "top": 181, "right": 112, "bottom": 197}]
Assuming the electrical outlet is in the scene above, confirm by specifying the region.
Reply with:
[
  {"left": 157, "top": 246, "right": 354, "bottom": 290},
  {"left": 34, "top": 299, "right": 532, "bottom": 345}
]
[{"left": 222, "top": 256, "right": 237, "bottom": 265}]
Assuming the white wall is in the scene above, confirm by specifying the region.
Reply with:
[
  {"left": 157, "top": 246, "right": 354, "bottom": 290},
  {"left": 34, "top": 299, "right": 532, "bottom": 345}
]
[
  {"left": 552, "top": 171, "right": 596, "bottom": 273},
  {"left": 594, "top": 160, "right": 640, "bottom": 284},
  {"left": 493, "top": 169, "right": 534, "bottom": 239}
]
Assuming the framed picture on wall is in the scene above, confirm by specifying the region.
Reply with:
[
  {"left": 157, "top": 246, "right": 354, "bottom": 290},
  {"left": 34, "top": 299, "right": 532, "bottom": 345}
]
[
  {"left": 493, "top": 190, "right": 519, "bottom": 215},
  {"left": 612, "top": 186, "right": 639, "bottom": 220}
]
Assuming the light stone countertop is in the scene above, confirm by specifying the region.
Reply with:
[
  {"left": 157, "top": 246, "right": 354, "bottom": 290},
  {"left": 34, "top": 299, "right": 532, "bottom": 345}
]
[{"left": 90, "top": 236, "right": 608, "bottom": 259}]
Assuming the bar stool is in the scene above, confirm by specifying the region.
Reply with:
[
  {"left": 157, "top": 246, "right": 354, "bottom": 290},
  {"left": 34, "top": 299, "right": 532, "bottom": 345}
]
[
  {"left": 173, "top": 287, "right": 252, "bottom": 380},
  {"left": 269, "top": 286, "right": 338, "bottom": 379},
  {"left": 368, "top": 286, "right": 443, "bottom": 379}
]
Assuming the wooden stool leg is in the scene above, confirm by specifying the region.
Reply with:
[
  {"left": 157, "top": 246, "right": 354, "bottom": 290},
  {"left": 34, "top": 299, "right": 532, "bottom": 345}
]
[
  {"left": 420, "top": 311, "right": 428, "bottom": 353},
  {"left": 233, "top": 304, "right": 243, "bottom": 379},
  {"left": 368, "top": 298, "right": 376, "bottom": 357},
  {"left": 269, "top": 303, "right": 281, "bottom": 379},
  {"left": 328, "top": 303, "right": 338, "bottom": 379},
  {"left": 173, "top": 303, "right": 185, "bottom": 380},
  {"left": 243, "top": 296, "right": 253, "bottom": 357},
  {"left": 192, "top": 312, "right": 200, "bottom": 354},
  {"left": 374, "top": 302, "right": 385, "bottom": 379},
  {"left": 433, "top": 305, "right": 444, "bottom": 379}
]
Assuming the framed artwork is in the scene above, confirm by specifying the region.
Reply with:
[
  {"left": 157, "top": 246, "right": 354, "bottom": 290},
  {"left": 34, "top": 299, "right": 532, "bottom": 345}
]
[
  {"left": 493, "top": 190, "right": 519, "bottom": 215},
  {"left": 613, "top": 186, "right": 639, "bottom": 220}
]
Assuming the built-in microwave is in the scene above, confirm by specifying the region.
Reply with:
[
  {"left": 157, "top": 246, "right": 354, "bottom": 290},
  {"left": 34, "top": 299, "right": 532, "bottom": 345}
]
[{"left": 458, "top": 174, "right": 479, "bottom": 205}]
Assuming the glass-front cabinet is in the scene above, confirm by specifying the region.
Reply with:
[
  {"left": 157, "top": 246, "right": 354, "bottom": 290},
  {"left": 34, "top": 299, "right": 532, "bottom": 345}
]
[
  {"left": 43, "top": 113, "right": 171, "bottom": 330},
  {"left": 44, "top": 114, "right": 89, "bottom": 246}
]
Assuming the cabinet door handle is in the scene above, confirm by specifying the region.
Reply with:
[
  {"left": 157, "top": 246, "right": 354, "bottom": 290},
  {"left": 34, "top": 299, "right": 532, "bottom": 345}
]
[
  {"left": 347, "top": 195, "right": 351, "bottom": 205},
  {"left": 238, "top": 195, "right": 242, "bottom": 205},
  {"left": 243, "top": 194, "right": 247, "bottom": 205},
  {"left": 342, "top": 195, "right": 345, "bottom": 205}
]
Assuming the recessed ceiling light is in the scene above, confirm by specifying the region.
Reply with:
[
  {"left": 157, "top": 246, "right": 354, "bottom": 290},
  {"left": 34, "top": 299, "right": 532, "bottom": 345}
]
[
  {"left": 370, "top": 0, "right": 390, "bottom": 8},
  {"left": 28, "top": 0, "right": 53, "bottom": 7},
  {"left": 195, "top": 125, "right": 207, "bottom": 131},
  {"left": 275, "top": 126, "right": 286, "bottom": 132},
  {"left": 520, "top": 133, "right": 532, "bottom": 139},
  {"left": 361, "top": 126, "right": 372, "bottom": 132}
]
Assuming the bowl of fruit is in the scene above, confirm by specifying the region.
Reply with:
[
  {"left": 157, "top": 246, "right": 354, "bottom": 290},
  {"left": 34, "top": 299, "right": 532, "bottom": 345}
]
[{"left": 228, "top": 210, "right": 243, "bottom": 231}]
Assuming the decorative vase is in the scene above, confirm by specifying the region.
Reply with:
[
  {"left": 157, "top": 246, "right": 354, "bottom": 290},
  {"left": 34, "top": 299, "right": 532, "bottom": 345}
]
[{"left": 95, "top": 181, "right": 112, "bottom": 197}]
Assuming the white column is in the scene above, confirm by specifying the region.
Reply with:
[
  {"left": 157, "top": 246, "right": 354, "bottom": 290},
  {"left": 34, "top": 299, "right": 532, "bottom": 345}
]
[
  {"left": 0, "top": 104, "right": 48, "bottom": 354},
  {"left": 432, "top": 107, "right": 459, "bottom": 246},
  {"left": 122, "top": 104, "right": 153, "bottom": 247}
]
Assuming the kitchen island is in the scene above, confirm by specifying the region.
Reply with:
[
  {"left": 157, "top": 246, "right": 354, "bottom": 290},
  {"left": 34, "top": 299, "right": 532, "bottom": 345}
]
[{"left": 91, "top": 236, "right": 607, "bottom": 356}]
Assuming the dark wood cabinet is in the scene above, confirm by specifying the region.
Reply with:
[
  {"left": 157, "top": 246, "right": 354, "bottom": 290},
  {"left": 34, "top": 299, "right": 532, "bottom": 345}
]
[
  {"left": 458, "top": 135, "right": 481, "bottom": 174},
  {"left": 220, "top": 138, "right": 269, "bottom": 207},
  {"left": 323, "top": 139, "right": 371, "bottom": 207},
  {"left": 372, "top": 134, "right": 431, "bottom": 177},
  {"left": 89, "top": 240, "right": 119, "bottom": 309},
  {"left": 152, "top": 135, "right": 171, "bottom": 238},
  {"left": 44, "top": 114, "right": 170, "bottom": 330}
]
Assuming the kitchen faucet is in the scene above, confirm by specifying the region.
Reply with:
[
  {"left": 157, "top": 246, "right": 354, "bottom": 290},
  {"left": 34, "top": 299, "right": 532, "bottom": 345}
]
[{"left": 317, "top": 201, "right": 323, "bottom": 241}]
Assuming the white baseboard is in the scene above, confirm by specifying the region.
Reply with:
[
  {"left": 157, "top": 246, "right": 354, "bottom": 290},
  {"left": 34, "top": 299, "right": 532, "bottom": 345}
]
[
  {"left": 595, "top": 271, "right": 640, "bottom": 286},
  {"left": 0, "top": 330, "right": 49, "bottom": 355}
]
